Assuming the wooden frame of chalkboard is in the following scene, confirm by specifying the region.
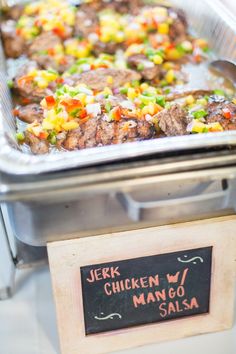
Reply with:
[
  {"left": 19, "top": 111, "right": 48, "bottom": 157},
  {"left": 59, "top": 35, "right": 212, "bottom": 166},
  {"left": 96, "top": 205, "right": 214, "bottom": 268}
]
[{"left": 48, "top": 216, "right": 236, "bottom": 354}]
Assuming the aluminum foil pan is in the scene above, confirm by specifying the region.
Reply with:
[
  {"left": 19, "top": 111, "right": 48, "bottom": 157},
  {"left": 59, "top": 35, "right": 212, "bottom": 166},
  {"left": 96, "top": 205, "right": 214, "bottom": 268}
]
[{"left": 0, "top": 0, "right": 236, "bottom": 175}]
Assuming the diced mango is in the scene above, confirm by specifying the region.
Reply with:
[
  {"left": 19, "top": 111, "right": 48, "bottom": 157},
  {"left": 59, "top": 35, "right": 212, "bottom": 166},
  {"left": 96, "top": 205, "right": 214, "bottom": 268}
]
[
  {"left": 158, "top": 23, "right": 169, "bottom": 35},
  {"left": 140, "top": 83, "right": 149, "bottom": 91},
  {"left": 185, "top": 95, "right": 195, "bottom": 105},
  {"left": 165, "top": 69, "right": 175, "bottom": 84},
  {"left": 166, "top": 49, "right": 182, "bottom": 61},
  {"left": 85, "top": 95, "right": 95, "bottom": 104},
  {"left": 208, "top": 122, "right": 223, "bottom": 132},
  {"left": 36, "top": 78, "right": 48, "bottom": 89},
  {"left": 103, "top": 87, "right": 112, "bottom": 96},
  {"left": 191, "top": 121, "right": 206, "bottom": 133},
  {"left": 195, "top": 38, "right": 208, "bottom": 48},
  {"left": 127, "top": 88, "right": 137, "bottom": 100},
  {"left": 107, "top": 76, "right": 114, "bottom": 84},
  {"left": 42, "top": 121, "right": 54, "bottom": 130},
  {"left": 62, "top": 121, "right": 79, "bottom": 130},
  {"left": 152, "top": 54, "right": 163, "bottom": 65}
]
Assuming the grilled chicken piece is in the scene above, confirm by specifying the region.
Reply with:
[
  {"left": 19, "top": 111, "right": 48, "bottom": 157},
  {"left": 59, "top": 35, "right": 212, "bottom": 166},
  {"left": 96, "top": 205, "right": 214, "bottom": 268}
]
[
  {"left": 4, "top": 5, "right": 24, "bottom": 20},
  {"left": 206, "top": 98, "right": 236, "bottom": 130},
  {"left": 15, "top": 104, "right": 44, "bottom": 124},
  {"left": 157, "top": 95, "right": 236, "bottom": 137},
  {"left": 32, "top": 53, "right": 75, "bottom": 73},
  {"left": 127, "top": 54, "right": 161, "bottom": 81},
  {"left": 169, "top": 8, "right": 188, "bottom": 44},
  {"left": 107, "top": 0, "right": 145, "bottom": 15},
  {"left": 157, "top": 104, "right": 188, "bottom": 136},
  {"left": 1, "top": 20, "right": 25, "bottom": 58},
  {"left": 93, "top": 40, "right": 123, "bottom": 55},
  {"left": 73, "top": 68, "right": 141, "bottom": 90},
  {"left": 63, "top": 115, "right": 155, "bottom": 150},
  {"left": 25, "top": 131, "right": 49, "bottom": 155},
  {"left": 166, "top": 89, "right": 213, "bottom": 102},
  {"left": 75, "top": 7, "right": 99, "bottom": 38},
  {"left": 28, "top": 32, "right": 62, "bottom": 56},
  {"left": 13, "top": 62, "right": 55, "bottom": 102}
]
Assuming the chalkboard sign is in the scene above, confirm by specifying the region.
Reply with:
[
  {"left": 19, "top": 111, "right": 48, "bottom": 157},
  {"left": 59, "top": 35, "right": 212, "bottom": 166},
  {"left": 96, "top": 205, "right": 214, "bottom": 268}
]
[{"left": 81, "top": 246, "right": 212, "bottom": 335}]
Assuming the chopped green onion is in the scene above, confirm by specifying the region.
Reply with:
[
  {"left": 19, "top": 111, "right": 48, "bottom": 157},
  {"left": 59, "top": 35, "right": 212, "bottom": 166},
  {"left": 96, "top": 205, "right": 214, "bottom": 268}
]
[
  {"left": 193, "top": 109, "right": 208, "bottom": 119},
  {"left": 7, "top": 80, "right": 13, "bottom": 88},
  {"left": 140, "top": 95, "right": 156, "bottom": 104},
  {"left": 105, "top": 101, "right": 112, "bottom": 112},
  {"left": 131, "top": 80, "right": 140, "bottom": 88},
  {"left": 145, "top": 47, "right": 156, "bottom": 58},
  {"left": 71, "top": 108, "right": 81, "bottom": 117},
  {"left": 164, "top": 88, "right": 171, "bottom": 94},
  {"left": 50, "top": 135, "right": 57, "bottom": 145},
  {"left": 137, "top": 63, "right": 145, "bottom": 71},
  {"left": 176, "top": 44, "right": 186, "bottom": 55},
  {"left": 213, "top": 89, "right": 225, "bottom": 96},
  {"left": 202, "top": 47, "right": 210, "bottom": 53},
  {"left": 55, "top": 107, "right": 63, "bottom": 114},
  {"left": 16, "top": 132, "right": 25, "bottom": 142},
  {"left": 47, "top": 69, "right": 58, "bottom": 74},
  {"left": 76, "top": 58, "right": 89, "bottom": 65},
  {"left": 156, "top": 95, "right": 165, "bottom": 107},
  {"left": 160, "top": 80, "right": 168, "bottom": 87},
  {"left": 120, "top": 87, "right": 128, "bottom": 94},
  {"left": 68, "top": 65, "right": 78, "bottom": 75},
  {"left": 37, "top": 50, "right": 48, "bottom": 55}
]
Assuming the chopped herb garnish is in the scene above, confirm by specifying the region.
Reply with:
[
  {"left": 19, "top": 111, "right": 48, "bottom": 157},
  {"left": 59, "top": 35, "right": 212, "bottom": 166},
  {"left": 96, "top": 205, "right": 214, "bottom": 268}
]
[
  {"left": 70, "top": 108, "right": 81, "bottom": 117},
  {"left": 56, "top": 107, "right": 63, "bottom": 114},
  {"left": 120, "top": 87, "right": 128, "bottom": 94},
  {"left": 105, "top": 101, "right": 112, "bottom": 112},
  {"left": 193, "top": 109, "right": 208, "bottom": 119},
  {"left": 7, "top": 80, "right": 13, "bottom": 88},
  {"left": 16, "top": 132, "right": 25, "bottom": 142},
  {"left": 156, "top": 95, "right": 165, "bottom": 107},
  {"left": 137, "top": 63, "right": 145, "bottom": 71},
  {"left": 131, "top": 80, "right": 140, "bottom": 88},
  {"left": 213, "top": 89, "right": 225, "bottom": 96}
]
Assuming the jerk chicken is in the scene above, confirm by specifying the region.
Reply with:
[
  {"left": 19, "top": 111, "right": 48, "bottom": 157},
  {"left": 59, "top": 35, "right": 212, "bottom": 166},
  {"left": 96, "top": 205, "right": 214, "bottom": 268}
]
[{"left": 1, "top": 0, "right": 235, "bottom": 155}]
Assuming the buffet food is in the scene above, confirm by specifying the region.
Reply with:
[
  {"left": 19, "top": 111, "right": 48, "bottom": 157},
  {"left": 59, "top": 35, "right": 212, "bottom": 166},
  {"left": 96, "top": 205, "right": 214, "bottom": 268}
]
[{"left": 1, "top": 0, "right": 235, "bottom": 155}]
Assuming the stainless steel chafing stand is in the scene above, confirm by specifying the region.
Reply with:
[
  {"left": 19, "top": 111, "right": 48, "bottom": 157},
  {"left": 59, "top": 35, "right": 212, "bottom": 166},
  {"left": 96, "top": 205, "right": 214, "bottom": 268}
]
[{"left": 1, "top": 152, "right": 236, "bottom": 299}]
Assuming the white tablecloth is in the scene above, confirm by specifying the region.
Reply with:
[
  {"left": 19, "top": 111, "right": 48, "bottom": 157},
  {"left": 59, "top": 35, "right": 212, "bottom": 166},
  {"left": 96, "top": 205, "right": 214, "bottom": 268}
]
[{"left": 0, "top": 266, "right": 235, "bottom": 354}]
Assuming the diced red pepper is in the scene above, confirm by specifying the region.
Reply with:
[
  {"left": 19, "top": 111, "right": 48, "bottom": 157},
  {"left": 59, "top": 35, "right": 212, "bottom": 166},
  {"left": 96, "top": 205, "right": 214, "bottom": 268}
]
[
  {"left": 79, "top": 108, "right": 87, "bottom": 119},
  {"left": 48, "top": 48, "right": 55, "bottom": 56},
  {"left": 12, "top": 108, "right": 20, "bottom": 116},
  {"left": 222, "top": 108, "right": 232, "bottom": 119},
  {"left": 53, "top": 26, "right": 65, "bottom": 38},
  {"left": 59, "top": 57, "right": 68, "bottom": 65},
  {"left": 34, "top": 19, "right": 41, "bottom": 27},
  {"left": 56, "top": 77, "right": 64, "bottom": 84},
  {"left": 16, "top": 28, "right": 22, "bottom": 36},
  {"left": 112, "top": 106, "right": 122, "bottom": 121},
  {"left": 99, "top": 64, "right": 109, "bottom": 69},
  {"left": 95, "top": 27, "right": 101, "bottom": 36},
  {"left": 17, "top": 75, "right": 34, "bottom": 88},
  {"left": 61, "top": 99, "right": 82, "bottom": 112},
  {"left": 21, "top": 97, "right": 32, "bottom": 105},
  {"left": 194, "top": 54, "right": 202, "bottom": 63},
  {"left": 38, "top": 131, "right": 48, "bottom": 140},
  {"left": 45, "top": 96, "right": 56, "bottom": 108},
  {"left": 166, "top": 43, "right": 175, "bottom": 50}
]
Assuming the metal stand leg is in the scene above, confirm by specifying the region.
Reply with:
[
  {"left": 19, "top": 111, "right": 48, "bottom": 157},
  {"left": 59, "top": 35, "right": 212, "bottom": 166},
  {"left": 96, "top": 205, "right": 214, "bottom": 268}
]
[{"left": 0, "top": 209, "right": 15, "bottom": 300}]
